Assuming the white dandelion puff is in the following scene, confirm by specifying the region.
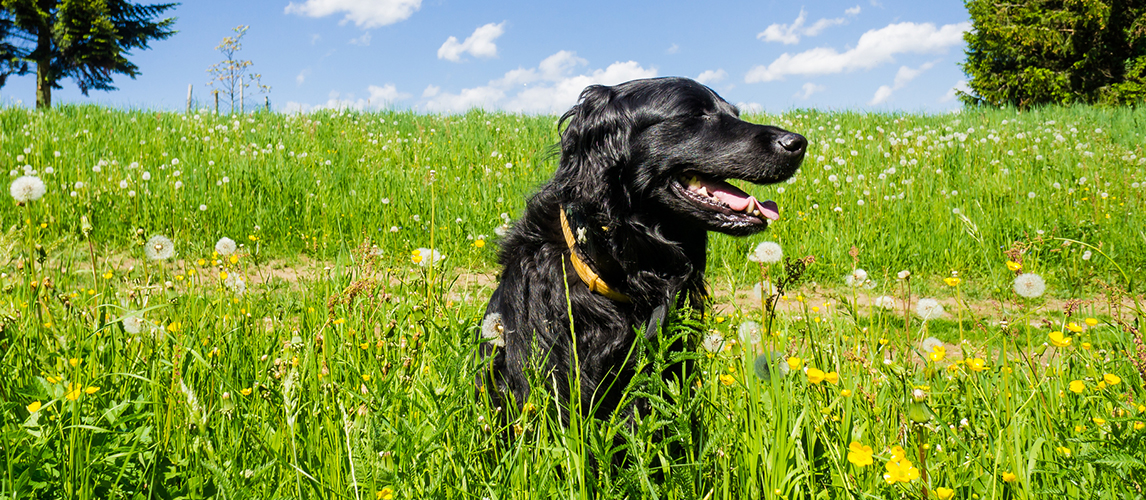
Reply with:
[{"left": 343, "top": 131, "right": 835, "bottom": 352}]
[
  {"left": 10, "top": 176, "right": 46, "bottom": 202},
  {"left": 122, "top": 315, "right": 147, "bottom": 334},
  {"left": 215, "top": 237, "right": 237, "bottom": 256},
  {"left": 845, "top": 268, "right": 869, "bottom": 287},
  {"left": 144, "top": 235, "right": 175, "bottom": 261},
  {"left": 702, "top": 332, "right": 725, "bottom": 353},
  {"left": 738, "top": 320, "right": 762, "bottom": 345},
  {"left": 1012, "top": 273, "right": 1046, "bottom": 298},
  {"left": 751, "top": 280, "right": 777, "bottom": 299},
  {"left": 873, "top": 295, "right": 897, "bottom": 310},
  {"left": 748, "top": 241, "right": 783, "bottom": 264},
  {"left": 481, "top": 313, "right": 506, "bottom": 347},
  {"left": 916, "top": 298, "right": 944, "bottom": 320},
  {"left": 412, "top": 247, "right": 444, "bottom": 267},
  {"left": 1081, "top": 250, "right": 1092, "bottom": 261},
  {"left": 920, "top": 336, "right": 943, "bottom": 354},
  {"left": 224, "top": 273, "right": 246, "bottom": 294}
]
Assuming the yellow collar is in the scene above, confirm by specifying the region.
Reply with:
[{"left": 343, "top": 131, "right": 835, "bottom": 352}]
[{"left": 559, "top": 208, "right": 631, "bottom": 303}]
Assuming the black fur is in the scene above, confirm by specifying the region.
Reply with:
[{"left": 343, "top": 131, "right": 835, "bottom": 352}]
[{"left": 479, "top": 77, "right": 805, "bottom": 420}]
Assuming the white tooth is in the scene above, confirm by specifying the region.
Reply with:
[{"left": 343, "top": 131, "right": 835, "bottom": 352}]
[
  {"left": 752, "top": 209, "right": 761, "bottom": 216},
  {"left": 697, "top": 186, "right": 708, "bottom": 197}
]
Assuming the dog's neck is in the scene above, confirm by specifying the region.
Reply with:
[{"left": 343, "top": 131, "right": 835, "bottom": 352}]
[{"left": 557, "top": 203, "right": 708, "bottom": 308}]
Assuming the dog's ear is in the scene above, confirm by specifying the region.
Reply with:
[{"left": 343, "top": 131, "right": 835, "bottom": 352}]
[{"left": 554, "top": 85, "right": 633, "bottom": 211}]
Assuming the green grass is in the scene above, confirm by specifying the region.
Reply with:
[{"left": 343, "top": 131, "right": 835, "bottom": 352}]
[{"left": 1, "top": 104, "right": 1144, "bottom": 499}]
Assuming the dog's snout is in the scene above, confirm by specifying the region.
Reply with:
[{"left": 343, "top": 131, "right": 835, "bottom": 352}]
[{"left": 777, "top": 133, "right": 807, "bottom": 154}]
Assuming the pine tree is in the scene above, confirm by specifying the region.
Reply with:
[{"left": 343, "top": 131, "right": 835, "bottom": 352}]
[
  {"left": 0, "top": 0, "right": 176, "bottom": 108},
  {"left": 960, "top": 0, "right": 1146, "bottom": 108}
]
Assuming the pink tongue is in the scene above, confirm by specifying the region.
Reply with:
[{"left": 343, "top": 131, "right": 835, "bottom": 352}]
[{"left": 711, "top": 183, "right": 781, "bottom": 220}]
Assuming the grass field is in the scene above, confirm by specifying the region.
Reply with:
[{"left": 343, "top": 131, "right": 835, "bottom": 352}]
[{"left": 1, "top": 104, "right": 1145, "bottom": 499}]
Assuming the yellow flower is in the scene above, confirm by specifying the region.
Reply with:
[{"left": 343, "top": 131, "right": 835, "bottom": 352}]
[
  {"left": 376, "top": 487, "right": 394, "bottom": 500},
  {"left": 1066, "top": 322, "right": 1083, "bottom": 333},
  {"left": 1103, "top": 373, "right": 1121, "bottom": 386},
  {"left": 69, "top": 357, "right": 82, "bottom": 367},
  {"left": 473, "top": 239, "right": 485, "bottom": 248},
  {"left": 787, "top": 357, "right": 803, "bottom": 371},
  {"left": 219, "top": 271, "right": 229, "bottom": 280},
  {"left": 1001, "top": 471, "right": 1017, "bottom": 483},
  {"left": 841, "top": 389, "right": 853, "bottom": 397},
  {"left": 1092, "top": 417, "right": 1106, "bottom": 425},
  {"left": 1056, "top": 446, "right": 1071, "bottom": 457},
  {"left": 929, "top": 345, "right": 947, "bottom": 362},
  {"left": 84, "top": 386, "right": 99, "bottom": 395},
  {"left": 1068, "top": 380, "right": 1085, "bottom": 393},
  {"left": 966, "top": 358, "right": 988, "bottom": 372},
  {"left": 197, "top": 258, "right": 206, "bottom": 266},
  {"left": 1048, "top": 331, "right": 1071, "bottom": 348},
  {"left": 944, "top": 277, "right": 962, "bottom": 287},
  {"left": 718, "top": 373, "right": 736, "bottom": 386},
  {"left": 229, "top": 254, "right": 239, "bottom": 264},
  {"left": 825, "top": 371, "right": 840, "bottom": 385},
  {"left": 240, "top": 388, "right": 252, "bottom": 396},
  {"left": 64, "top": 383, "right": 82, "bottom": 401},
  {"left": 883, "top": 447, "right": 920, "bottom": 484},
  {"left": 1084, "top": 317, "right": 1098, "bottom": 326},
  {"left": 847, "top": 441, "right": 873, "bottom": 467},
  {"left": 1134, "top": 422, "right": 1145, "bottom": 431},
  {"left": 26, "top": 401, "right": 42, "bottom": 413},
  {"left": 807, "top": 368, "right": 826, "bottom": 384},
  {"left": 935, "top": 487, "right": 955, "bottom": 500},
  {"left": 1006, "top": 261, "right": 1022, "bottom": 272}
]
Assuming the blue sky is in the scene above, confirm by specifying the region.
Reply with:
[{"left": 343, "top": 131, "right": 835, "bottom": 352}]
[{"left": 0, "top": 0, "right": 972, "bottom": 114}]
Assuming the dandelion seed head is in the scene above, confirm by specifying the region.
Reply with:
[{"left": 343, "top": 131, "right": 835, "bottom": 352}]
[
  {"left": 748, "top": 241, "right": 783, "bottom": 263},
  {"left": 481, "top": 312, "right": 506, "bottom": 347},
  {"left": 702, "top": 332, "right": 725, "bottom": 353},
  {"left": 145, "top": 235, "right": 175, "bottom": 261},
  {"left": 738, "top": 321, "right": 761, "bottom": 345},
  {"left": 9, "top": 176, "right": 46, "bottom": 202},
  {"left": 215, "top": 237, "right": 238, "bottom": 256},
  {"left": 916, "top": 298, "right": 944, "bottom": 320},
  {"left": 1013, "top": 273, "right": 1046, "bottom": 298}
]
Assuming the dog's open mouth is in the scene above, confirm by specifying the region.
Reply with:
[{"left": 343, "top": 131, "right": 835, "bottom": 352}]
[{"left": 676, "top": 174, "right": 780, "bottom": 225}]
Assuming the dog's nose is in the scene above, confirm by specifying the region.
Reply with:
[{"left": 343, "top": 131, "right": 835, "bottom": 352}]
[{"left": 777, "top": 133, "right": 807, "bottom": 153}]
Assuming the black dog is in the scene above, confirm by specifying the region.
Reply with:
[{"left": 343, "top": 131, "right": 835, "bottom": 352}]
[{"left": 479, "top": 77, "right": 805, "bottom": 420}]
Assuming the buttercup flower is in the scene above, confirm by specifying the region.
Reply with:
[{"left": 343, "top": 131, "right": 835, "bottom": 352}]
[
  {"left": 935, "top": 486, "right": 955, "bottom": 499},
  {"left": 1068, "top": 380, "right": 1085, "bottom": 393},
  {"left": 1103, "top": 373, "right": 1121, "bottom": 386},
  {"left": 1048, "top": 331, "right": 1071, "bottom": 348},
  {"left": 847, "top": 441, "right": 873, "bottom": 467},
  {"left": 787, "top": 357, "right": 803, "bottom": 371},
  {"left": 412, "top": 247, "right": 444, "bottom": 266},
  {"left": 748, "top": 241, "right": 783, "bottom": 263},
  {"left": 807, "top": 368, "right": 826, "bottom": 384},
  {"left": 966, "top": 357, "right": 988, "bottom": 372},
  {"left": 883, "top": 446, "right": 920, "bottom": 484},
  {"left": 1006, "top": 260, "right": 1022, "bottom": 272},
  {"left": 1001, "top": 471, "right": 1017, "bottom": 483}
]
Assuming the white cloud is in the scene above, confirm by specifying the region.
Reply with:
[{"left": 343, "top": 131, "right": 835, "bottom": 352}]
[
  {"left": 296, "top": 69, "right": 311, "bottom": 85},
  {"left": 757, "top": 7, "right": 856, "bottom": 45},
  {"left": 438, "top": 22, "right": 506, "bottom": 62},
  {"left": 940, "top": 80, "right": 971, "bottom": 102},
  {"left": 794, "top": 82, "right": 826, "bottom": 99},
  {"left": 285, "top": 0, "right": 421, "bottom": 29},
  {"left": 737, "top": 102, "right": 765, "bottom": 114},
  {"left": 284, "top": 84, "right": 411, "bottom": 113},
  {"left": 868, "top": 61, "right": 936, "bottom": 105},
  {"left": 845, "top": 5, "right": 862, "bottom": 16},
  {"left": 666, "top": 43, "right": 680, "bottom": 54},
  {"left": 349, "top": 32, "right": 371, "bottom": 46},
  {"left": 696, "top": 69, "right": 727, "bottom": 85},
  {"left": 310, "top": 34, "right": 322, "bottom": 44},
  {"left": 421, "top": 51, "right": 656, "bottom": 113},
  {"left": 747, "top": 21, "right": 969, "bottom": 82}
]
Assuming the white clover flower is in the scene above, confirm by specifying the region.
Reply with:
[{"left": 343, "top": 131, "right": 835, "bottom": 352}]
[
  {"left": 215, "top": 237, "right": 237, "bottom": 256},
  {"left": 916, "top": 298, "right": 944, "bottom": 320},
  {"left": 481, "top": 312, "right": 506, "bottom": 347},
  {"left": 9, "top": 176, "right": 46, "bottom": 202},
  {"left": 1013, "top": 273, "right": 1046, "bottom": 298},
  {"left": 144, "top": 235, "right": 175, "bottom": 261},
  {"left": 748, "top": 241, "right": 783, "bottom": 264}
]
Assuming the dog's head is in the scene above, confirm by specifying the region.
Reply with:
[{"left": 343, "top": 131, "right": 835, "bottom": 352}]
[{"left": 554, "top": 77, "right": 805, "bottom": 236}]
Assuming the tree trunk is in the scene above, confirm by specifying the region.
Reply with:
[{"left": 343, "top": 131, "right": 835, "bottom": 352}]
[{"left": 35, "top": 24, "right": 51, "bottom": 109}]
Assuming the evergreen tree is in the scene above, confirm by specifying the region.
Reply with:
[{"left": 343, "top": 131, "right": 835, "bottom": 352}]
[
  {"left": 0, "top": 0, "right": 176, "bottom": 108},
  {"left": 960, "top": 0, "right": 1146, "bottom": 108}
]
